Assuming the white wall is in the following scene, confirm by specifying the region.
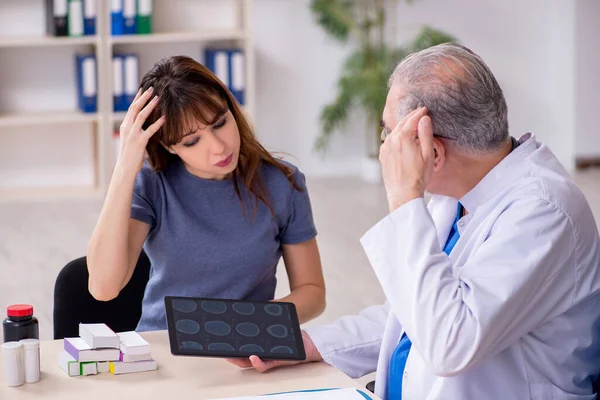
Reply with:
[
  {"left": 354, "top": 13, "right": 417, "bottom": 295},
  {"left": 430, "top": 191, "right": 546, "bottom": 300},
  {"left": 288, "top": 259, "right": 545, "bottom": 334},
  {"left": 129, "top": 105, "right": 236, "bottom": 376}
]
[
  {"left": 575, "top": 0, "right": 600, "bottom": 159},
  {"left": 252, "top": 0, "right": 366, "bottom": 177},
  {"left": 254, "top": 0, "right": 584, "bottom": 175},
  {"left": 391, "top": 0, "right": 577, "bottom": 171}
]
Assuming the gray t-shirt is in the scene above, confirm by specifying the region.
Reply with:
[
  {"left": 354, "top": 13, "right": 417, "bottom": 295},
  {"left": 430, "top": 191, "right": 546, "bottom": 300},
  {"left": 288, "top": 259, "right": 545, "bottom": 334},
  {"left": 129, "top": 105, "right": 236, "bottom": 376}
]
[{"left": 131, "top": 159, "right": 317, "bottom": 332}]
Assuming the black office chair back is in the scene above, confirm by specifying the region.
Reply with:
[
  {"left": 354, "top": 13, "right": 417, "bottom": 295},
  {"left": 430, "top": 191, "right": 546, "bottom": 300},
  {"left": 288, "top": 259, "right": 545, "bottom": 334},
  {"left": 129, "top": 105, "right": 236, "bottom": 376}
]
[
  {"left": 53, "top": 251, "right": 151, "bottom": 339},
  {"left": 366, "top": 380, "right": 375, "bottom": 393}
]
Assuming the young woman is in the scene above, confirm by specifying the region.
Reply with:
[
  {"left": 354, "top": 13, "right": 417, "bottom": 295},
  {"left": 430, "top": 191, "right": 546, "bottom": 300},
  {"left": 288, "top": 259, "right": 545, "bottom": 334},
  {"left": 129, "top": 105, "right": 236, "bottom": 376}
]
[{"left": 86, "top": 55, "right": 325, "bottom": 332}]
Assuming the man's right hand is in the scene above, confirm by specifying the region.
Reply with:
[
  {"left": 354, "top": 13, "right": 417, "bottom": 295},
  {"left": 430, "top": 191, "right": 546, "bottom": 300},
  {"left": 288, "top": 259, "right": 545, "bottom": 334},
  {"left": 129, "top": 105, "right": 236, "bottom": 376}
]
[
  {"left": 116, "top": 86, "right": 165, "bottom": 176},
  {"left": 226, "top": 330, "right": 322, "bottom": 372}
]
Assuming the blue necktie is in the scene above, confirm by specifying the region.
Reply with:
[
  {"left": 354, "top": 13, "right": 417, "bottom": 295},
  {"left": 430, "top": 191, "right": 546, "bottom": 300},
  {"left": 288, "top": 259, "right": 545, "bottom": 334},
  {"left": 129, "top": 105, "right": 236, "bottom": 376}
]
[{"left": 387, "top": 202, "right": 463, "bottom": 399}]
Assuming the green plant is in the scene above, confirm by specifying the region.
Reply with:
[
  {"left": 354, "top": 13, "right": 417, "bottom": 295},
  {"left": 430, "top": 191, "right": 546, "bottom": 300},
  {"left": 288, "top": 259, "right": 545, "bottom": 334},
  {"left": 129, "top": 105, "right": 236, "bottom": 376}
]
[{"left": 311, "top": 0, "right": 455, "bottom": 157}]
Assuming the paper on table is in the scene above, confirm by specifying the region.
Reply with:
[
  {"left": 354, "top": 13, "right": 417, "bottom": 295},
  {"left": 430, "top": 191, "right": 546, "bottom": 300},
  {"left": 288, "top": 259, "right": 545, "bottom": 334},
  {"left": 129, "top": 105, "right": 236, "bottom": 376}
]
[{"left": 208, "top": 387, "right": 372, "bottom": 400}]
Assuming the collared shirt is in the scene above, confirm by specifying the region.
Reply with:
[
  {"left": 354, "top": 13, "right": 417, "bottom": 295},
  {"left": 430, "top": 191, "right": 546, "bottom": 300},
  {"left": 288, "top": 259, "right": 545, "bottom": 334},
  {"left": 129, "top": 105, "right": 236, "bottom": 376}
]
[
  {"left": 387, "top": 202, "right": 463, "bottom": 399},
  {"left": 306, "top": 133, "right": 600, "bottom": 399}
]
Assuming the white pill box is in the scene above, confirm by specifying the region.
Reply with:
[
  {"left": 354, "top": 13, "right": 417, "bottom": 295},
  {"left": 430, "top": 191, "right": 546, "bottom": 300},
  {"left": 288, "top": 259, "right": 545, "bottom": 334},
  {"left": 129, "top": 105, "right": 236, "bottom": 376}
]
[
  {"left": 117, "top": 331, "right": 150, "bottom": 355},
  {"left": 79, "top": 323, "right": 120, "bottom": 349}
]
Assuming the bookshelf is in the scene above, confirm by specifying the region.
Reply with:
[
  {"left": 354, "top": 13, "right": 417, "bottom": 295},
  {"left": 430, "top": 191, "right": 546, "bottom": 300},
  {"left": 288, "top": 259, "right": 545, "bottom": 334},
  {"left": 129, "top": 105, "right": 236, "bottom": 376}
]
[
  {"left": 0, "top": 35, "right": 99, "bottom": 48},
  {"left": 108, "top": 30, "right": 246, "bottom": 45},
  {"left": 0, "top": 111, "right": 99, "bottom": 128},
  {"left": 0, "top": 0, "right": 255, "bottom": 200}
]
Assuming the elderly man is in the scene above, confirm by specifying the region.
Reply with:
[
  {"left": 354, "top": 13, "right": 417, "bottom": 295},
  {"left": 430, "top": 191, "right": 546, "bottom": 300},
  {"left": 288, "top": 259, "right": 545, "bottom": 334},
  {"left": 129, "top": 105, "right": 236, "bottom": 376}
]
[{"left": 229, "top": 43, "right": 600, "bottom": 399}]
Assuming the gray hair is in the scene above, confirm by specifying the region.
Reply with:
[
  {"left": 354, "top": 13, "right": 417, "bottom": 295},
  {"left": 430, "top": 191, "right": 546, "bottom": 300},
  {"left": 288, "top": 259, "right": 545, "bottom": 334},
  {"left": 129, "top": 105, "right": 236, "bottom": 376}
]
[{"left": 389, "top": 43, "right": 509, "bottom": 153}]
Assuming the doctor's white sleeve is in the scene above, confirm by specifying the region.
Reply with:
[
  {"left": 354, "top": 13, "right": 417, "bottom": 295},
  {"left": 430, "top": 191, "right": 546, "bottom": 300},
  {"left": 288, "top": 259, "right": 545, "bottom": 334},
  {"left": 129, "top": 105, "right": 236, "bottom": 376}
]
[
  {"left": 303, "top": 302, "right": 390, "bottom": 379},
  {"left": 360, "top": 196, "right": 576, "bottom": 377}
]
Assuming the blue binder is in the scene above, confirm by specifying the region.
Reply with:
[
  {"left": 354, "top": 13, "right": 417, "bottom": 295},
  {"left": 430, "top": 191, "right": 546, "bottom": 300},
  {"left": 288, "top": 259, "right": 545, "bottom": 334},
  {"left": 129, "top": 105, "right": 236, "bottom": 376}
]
[
  {"left": 205, "top": 48, "right": 229, "bottom": 87},
  {"left": 205, "top": 48, "right": 245, "bottom": 106},
  {"left": 76, "top": 54, "right": 97, "bottom": 113},
  {"left": 228, "top": 49, "right": 245, "bottom": 105},
  {"left": 122, "top": 53, "right": 139, "bottom": 108},
  {"left": 123, "top": 0, "right": 136, "bottom": 35},
  {"left": 111, "top": 0, "right": 124, "bottom": 35},
  {"left": 112, "top": 54, "right": 127, "bottom": 112},
  {"left": 83, "top": 0, "right": 96, "bottom": 35}
]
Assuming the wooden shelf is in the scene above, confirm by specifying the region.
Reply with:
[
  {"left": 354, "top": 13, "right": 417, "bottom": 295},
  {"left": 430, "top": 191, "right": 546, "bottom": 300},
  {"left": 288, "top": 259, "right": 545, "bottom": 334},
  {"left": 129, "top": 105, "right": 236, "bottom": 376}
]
[
  {"left": 0, "top": 35, "right": 98, "bottom": 48},
  {"left": 109, "top": 30, "right": 245, "bottom": 45},
  {"left": 0, "top": 185, "right": 101, "bottom": 202},
  {"left": 0, "top": 111, "right": 99, "bottom": 128},
  {"left": 111, "top": 112, "right": 127, "bottom": 123}
]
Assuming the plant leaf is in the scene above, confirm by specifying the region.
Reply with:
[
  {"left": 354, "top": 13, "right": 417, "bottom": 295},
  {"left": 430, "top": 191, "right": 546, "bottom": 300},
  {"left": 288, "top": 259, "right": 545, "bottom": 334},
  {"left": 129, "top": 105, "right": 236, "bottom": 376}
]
[
  {"left": 310, "top": 0, "right": 356, "bottom": 43},
  {"left": 310, "top": 1, "right": 456, "bottom": 156},
  {"left": 314, "top": 82, "right": 355, "bottom": 153}
]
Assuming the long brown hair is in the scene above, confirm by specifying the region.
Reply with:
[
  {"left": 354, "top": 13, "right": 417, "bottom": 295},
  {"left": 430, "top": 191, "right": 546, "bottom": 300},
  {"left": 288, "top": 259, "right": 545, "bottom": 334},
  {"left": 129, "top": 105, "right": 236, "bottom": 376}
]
[{"left": 139, "top": 55, "right": 300, "bottom": 217}]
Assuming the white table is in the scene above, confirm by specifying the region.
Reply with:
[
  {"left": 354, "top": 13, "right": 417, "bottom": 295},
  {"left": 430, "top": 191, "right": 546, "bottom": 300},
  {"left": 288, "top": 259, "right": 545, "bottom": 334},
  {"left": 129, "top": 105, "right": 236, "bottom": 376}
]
[{"left": 0, "top": 331, "right": 380, "bottom": 399}]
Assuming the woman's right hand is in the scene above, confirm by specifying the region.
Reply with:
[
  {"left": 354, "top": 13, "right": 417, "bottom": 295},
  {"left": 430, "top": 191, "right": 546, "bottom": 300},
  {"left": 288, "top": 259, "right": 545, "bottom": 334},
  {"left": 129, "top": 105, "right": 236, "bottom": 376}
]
[{"left": 116, "top": 86, "right": 166, "bottom": 175}]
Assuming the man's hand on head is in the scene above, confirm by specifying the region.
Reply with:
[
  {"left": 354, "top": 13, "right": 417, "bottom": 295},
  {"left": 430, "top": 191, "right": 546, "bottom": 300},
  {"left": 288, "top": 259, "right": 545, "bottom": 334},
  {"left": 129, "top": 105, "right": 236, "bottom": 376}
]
[{"left": 379, "top": 107, "right": 435, "bottom": 212}]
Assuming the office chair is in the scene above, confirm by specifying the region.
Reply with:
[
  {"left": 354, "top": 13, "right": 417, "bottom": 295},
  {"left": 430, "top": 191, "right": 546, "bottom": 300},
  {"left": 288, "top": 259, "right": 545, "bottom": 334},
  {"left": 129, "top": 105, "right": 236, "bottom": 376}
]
[
  {"left": 53, "top": 251, "right": 151, "bottom": 339},
  {"left": 366, "top": 380, "right": 375, "bottom": 393}
]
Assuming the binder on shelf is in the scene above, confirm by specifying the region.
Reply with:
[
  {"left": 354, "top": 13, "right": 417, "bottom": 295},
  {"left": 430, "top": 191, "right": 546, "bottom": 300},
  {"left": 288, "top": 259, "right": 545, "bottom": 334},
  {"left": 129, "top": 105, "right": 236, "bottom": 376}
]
[
  {"left": 111, "top": 0, "right": 124, "bottom": 36},
  {"left": 204, "top": 48, "right": 245, "bottom": 105},
  {"left": 76, "top": 54, "right": 97, "bottom": 113},
  {"left": 123, "top": 0, "right": 137, "bottom": 35},
  {"left": 123, "top": 54, "right": 140, "bottom": 108},
  {"left": 204, "top": 49, "right": 230, "bottom": 89},
  {"left": 229, "top": 49, "right": 245, "bottom": 106},
  {"left": 83, "top": 0, "right": 96, "bottom": 36},
  {"left": 112, "top": 54, "right": 126, "bottom": 112},
  {"left": 46, "top": 0, "right": 69, "bottom": 37},
  {"left": 136, "top": 0, "right": 152, "bottom": 34},
  {"left": 68, "top": 0, "right": 84, "bottom": 37}
]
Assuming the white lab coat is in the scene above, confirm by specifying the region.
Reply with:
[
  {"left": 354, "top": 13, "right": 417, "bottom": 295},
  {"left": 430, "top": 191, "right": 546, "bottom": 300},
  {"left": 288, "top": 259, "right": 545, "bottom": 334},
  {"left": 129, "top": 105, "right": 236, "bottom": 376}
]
[{"left": 306, "top": 133, "right": 600, "bottom": 399}]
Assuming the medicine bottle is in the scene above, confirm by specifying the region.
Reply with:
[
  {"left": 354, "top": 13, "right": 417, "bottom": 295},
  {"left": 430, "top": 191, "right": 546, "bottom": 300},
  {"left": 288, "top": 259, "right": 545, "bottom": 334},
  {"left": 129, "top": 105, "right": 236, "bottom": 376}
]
[
  {"left": 1, "top": 341, "right": 25, "bottom": 387},
  {"left": 2, "top": 305, "right": 39, "bottom": 343}
]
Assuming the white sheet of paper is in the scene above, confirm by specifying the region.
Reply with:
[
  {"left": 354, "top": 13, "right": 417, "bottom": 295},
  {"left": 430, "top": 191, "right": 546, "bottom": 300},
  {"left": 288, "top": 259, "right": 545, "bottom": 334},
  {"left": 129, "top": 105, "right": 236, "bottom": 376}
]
[{"left": 208, "top": 388, "right": 370, "bottom": 400}]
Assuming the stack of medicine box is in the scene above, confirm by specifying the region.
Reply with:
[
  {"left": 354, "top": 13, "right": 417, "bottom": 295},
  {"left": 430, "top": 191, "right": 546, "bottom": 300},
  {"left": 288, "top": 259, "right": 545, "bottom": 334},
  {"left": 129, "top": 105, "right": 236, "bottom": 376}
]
[{"left": 57, "top": 323, "right": 156, "bottom": 377}]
